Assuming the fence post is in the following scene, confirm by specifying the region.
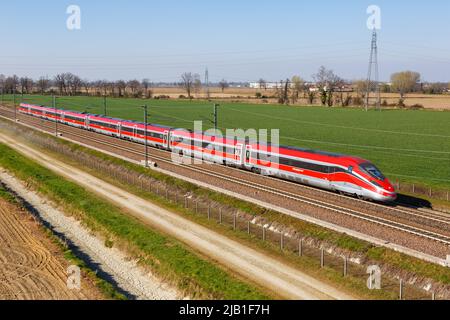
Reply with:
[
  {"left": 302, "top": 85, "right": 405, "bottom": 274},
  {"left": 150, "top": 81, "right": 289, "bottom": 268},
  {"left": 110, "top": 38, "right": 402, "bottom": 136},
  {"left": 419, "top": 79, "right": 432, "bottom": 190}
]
[
  {"left": 280, "top": 233, "right": 284, "bottom": 250},
  {"left": 184, "top": 196, "right": 188, "bottom": 209},
  {"left": 165, "top": 188, "right": 169, "bottom": 200},
  {"left": 412, "top": 184, "right": 415, "bottom": 193},
  {"left": 429, "top": 188, "right": 432, "bottom": 197},
  {"left": 195, "top": 201, "right": 198, "bottom": 214},
  {"left": 399, "top": 279, "right": 403, "bottom": 300},
  {"left": 219, "top": 209, "right": 222, "bottom": 224},
  {"left": 207, "top": 206, "right": 211, "bottom": 220},
  {"left": 447, "top": 191, "right": 449, "bottom": 202},
  {"left": 320, "top": 249, "right": 325, "bottom": 268},
  {"left": 262, "top": 227, "right": 266, "bottom": 241},
  {"left": 432, "top": 291, "right": 436, "bottom": 301},
  {"left": 247, "top": 221, "right": 251, "bottom": 235},
  {"left": 343, "top": 256, "right": 348, "bottom": 277},
  {"left": 299, "top": 239, "right": 303, "bottom": 257},
  {"left": 233, "top": 213, "right": 237, "bottom": 230}
]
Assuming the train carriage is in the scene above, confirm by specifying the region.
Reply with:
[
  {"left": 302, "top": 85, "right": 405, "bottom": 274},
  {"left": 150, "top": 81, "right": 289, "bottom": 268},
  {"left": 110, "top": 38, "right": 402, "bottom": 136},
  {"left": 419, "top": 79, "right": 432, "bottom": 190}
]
[
  {"left": 121, "top": 120, "right": 171, "bottom": 149},
  {"left": 87, "top": 115, "right": 121, "bottom": 137},
  {"left": 62, "top": 110, "right": 88, "bottom": 128}
]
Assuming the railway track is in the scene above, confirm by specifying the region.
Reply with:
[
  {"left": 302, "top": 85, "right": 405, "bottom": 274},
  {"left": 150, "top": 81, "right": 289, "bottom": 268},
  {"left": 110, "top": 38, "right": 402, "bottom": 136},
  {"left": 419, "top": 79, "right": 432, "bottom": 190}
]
[{"left": 1, "top": 105, "right": 450, "bottom": 249}]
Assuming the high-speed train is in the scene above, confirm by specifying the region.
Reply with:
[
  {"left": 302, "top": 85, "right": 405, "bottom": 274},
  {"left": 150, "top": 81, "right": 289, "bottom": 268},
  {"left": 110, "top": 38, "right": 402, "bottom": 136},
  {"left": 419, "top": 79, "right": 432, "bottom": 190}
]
[{"left": 18, "top": 103, "right": 397, "bottom": 202}]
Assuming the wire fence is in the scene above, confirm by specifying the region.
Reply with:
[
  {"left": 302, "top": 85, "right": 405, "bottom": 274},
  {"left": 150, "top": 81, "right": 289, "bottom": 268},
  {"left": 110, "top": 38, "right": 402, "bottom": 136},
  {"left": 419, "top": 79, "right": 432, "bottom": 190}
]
[{"left": 395, "top": 181, "right": 450, "bottom": 203}]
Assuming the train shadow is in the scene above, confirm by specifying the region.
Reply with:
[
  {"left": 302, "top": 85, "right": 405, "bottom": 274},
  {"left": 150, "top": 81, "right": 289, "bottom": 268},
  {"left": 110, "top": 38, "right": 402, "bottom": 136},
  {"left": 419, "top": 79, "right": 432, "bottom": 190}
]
[{"left": 394, "top": 193, "right": 433, "bottom": 210}]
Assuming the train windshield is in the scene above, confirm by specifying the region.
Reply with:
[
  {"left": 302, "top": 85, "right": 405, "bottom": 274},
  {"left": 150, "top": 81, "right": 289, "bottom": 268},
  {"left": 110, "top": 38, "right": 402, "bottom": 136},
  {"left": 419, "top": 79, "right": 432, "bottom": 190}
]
[{"left": 359, "top": 163, "right": 386, "bottom": 181}]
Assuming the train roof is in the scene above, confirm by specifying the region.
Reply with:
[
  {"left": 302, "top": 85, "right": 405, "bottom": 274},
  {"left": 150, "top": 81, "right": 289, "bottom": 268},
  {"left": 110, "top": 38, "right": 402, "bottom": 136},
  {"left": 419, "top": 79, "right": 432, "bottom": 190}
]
[
  {"left": 279, "top": 145, "right": 344, "bottom": 158},
  {"left": 121, "top": 119, "right": 172, "bottom": 130}
]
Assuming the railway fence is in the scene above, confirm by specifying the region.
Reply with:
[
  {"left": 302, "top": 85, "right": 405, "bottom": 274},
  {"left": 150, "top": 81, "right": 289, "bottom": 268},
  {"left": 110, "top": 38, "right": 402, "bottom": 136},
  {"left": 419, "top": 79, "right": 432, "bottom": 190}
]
[
  {"left": 395, "top": 181, "right": 450, "bottom": 203},
  {"left": 0, "top": 121, "right": 444, "bottom": 300}
]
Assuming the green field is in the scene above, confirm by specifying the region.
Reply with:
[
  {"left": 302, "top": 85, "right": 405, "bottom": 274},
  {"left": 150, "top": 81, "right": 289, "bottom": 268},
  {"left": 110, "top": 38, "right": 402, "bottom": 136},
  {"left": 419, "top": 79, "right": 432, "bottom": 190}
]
[{"left": 2, "top": 94, "right": 450, "bottom": 190}]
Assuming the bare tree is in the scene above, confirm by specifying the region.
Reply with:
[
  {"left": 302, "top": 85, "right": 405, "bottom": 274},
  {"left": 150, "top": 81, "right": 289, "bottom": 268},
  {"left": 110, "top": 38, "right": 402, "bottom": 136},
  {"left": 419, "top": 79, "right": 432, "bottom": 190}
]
[
  {"left": 116, "top": 80, "right": 127, "bottom": 97},
  {"left": 82, "top": 79, "right": 91, "bottom": 96},
  {"left": 4, "top": 75, "right": 19, "bottom": 93},
  {"left": 181, "top": 72, "right": 198, "bottom": 99},
  {"left": 100, "top": 80, "right": 110, "bottom": 96},
  {"left": 219, "top": 79, "right": 229, "bottom": 93},
  {"left": 391, "top": 71, "right": 421, "bottom": 99},
  {"left": 108, "top": 81, "right": 116, "bottom": 97},
  {"left": 54, "top": 73, "right": 68, "bottom": 95},
  {"left": 37, "top": 76, "right": 50, "bottom": 94},
  {"left": 313, "top": 66, "right": 343, "bottom": 107},
  {"left": 141, "top": 78, "right": 153, "bottom": 98},
  {"left": 353, "top": 80, "right": 367, "bottom": 99},
  {"left": 275, "top": 79, "right": 291, "bottom": 105},
  {"left": 193, "top": 78, "right": 202, "bottom": 97},
  {"left": 0, "top": 74, "right": 5, "bottom": 93},
  {"left": 67, "top": 73, "right": 82, "bottom": 95},
  {"left": 291, "top": 75, "right": 304, "bottom": 104},
  {"left": 127, "top": 80, "right": 141, "bottom": 97},
  {"left": 258, "top": 79, "right": 267, "bottom": 90},
  {"left": 19, "top": 77, "right": 33, "bottom": 94}
]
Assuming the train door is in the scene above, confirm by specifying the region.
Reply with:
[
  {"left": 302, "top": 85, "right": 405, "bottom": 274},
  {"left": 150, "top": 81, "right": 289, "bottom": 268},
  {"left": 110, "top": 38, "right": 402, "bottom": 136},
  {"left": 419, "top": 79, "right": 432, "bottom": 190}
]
[
  {"left": 328, "top": 166, "right": 336, "bottom": 190},
  {"left": 167, "top": 130, "right": 173, "bottom": 150},
  {"left": 118, "top": 122, "right": 122, "bottom": 138},
  {"left": 235, "top": 144, "right": 244, "bottom": 165},
  {"left": 244, "top": 145, "right": 252, "bottom": 169},
  {"left": 133, "top": 125, "right": 138, "bottom": 140},
  {"left": 163, "top": 131, "right": 169, "bottom": 149}
]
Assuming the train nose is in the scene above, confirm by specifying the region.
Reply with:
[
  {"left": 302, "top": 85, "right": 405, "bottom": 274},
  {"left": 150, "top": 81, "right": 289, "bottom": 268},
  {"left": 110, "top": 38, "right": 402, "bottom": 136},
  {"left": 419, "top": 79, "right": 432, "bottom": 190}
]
[{"left": 383, "top": 179, "right": 396, "bottom": 192}]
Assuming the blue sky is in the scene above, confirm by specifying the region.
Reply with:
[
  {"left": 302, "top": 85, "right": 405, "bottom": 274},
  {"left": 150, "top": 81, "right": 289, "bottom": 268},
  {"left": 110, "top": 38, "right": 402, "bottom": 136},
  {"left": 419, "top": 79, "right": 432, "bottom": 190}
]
[{"left": 1, "top": 0, "right": 449, "bottom": 82}]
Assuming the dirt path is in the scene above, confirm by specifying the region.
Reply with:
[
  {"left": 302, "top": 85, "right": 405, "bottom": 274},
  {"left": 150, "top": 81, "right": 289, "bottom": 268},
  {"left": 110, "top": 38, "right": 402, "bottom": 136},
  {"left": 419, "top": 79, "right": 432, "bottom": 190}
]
[
  {"left": 0, "top": 133, "right": 355, "bottom": 300},
  {"left": 0, "top": 195, "right": 91, "bottom": 300}
]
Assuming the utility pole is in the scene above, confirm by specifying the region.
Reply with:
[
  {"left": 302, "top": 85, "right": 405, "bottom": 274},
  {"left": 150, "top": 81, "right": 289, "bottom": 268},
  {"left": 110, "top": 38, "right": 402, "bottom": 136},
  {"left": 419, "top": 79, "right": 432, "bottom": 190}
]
[
  {"left": 103, "top": 95, "right": 107, "bottom": 116},
  {"left": 212, "top": 103, "right": 219, "bottom": 131},
  {"left": 205, "top": 67, "right": 210, "bottom": 100},
  {"left": 53, "top": 95, "right": 58, "bottom": 136},
  {"left": 13, "top": 87, "right": 17, "bottom": 121},
  {"left": 365, "top": 28, "right": 381, "bottom": 111},
  {"left": 141, "top": 105, "right": 149, "bottom": 168}
]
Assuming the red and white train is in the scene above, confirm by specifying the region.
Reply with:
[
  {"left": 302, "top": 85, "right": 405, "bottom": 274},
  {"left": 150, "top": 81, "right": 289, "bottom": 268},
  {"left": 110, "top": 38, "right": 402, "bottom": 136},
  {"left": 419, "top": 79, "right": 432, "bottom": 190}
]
[{"left": 18, "top": 103, "right": 397, "bottom": 202}]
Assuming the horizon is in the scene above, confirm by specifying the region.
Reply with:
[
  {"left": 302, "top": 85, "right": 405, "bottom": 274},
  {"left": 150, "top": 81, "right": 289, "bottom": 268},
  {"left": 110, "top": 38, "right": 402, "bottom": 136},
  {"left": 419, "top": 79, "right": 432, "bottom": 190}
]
[{"left": 1, "top": 0, "right": 449, "bottom": 82}]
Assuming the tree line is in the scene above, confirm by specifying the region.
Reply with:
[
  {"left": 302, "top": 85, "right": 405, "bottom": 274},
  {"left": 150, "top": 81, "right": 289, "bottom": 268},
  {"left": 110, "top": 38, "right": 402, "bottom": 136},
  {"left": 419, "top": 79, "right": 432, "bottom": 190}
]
[{"left": 0, "top": 69, "right": 448, "bottom": 107}]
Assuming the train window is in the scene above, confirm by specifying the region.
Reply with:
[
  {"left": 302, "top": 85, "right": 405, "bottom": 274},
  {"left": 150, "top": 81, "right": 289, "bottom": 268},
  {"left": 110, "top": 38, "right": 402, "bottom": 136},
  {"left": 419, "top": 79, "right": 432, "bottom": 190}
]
[
  {"left": 147, "top": 132, "right": 163, "bottom": 139},
  {"left": 121, "top": 127, "right": 134, "bottom": 133},
  {"left": 348, "top": 166, "right": 353, "bottom": 174},
  {"left": 360, "top": 163, "right": 386, "bottom": 181},
  {"left": 279, "top": 157, "right": 330, "bottom": 173},
  {"left": 333, "top": 167, "right": 347, "bottom": 173},
  {"left": 71, "top": 116, "right": 83, "bottom": 121}
]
